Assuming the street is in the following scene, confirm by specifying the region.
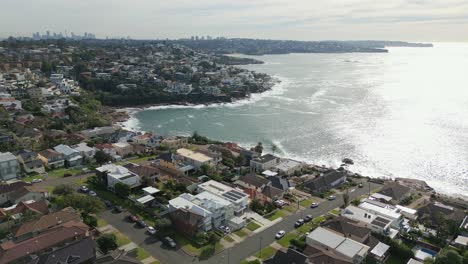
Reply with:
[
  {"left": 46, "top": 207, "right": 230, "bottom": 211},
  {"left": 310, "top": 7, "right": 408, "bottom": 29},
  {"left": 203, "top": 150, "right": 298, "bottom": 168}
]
[{"left": 99, "top": 181, "right": 382, "bottom": 264}]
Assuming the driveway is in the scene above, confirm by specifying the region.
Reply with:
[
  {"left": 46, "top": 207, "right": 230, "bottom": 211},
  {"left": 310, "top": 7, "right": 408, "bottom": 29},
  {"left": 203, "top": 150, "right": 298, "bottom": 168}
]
[
  {"left": 100, "top": 181, "right": 381, "bottom": 264},
  {"left": 99, "top": 210, "right": 194, "bottom": 264}
]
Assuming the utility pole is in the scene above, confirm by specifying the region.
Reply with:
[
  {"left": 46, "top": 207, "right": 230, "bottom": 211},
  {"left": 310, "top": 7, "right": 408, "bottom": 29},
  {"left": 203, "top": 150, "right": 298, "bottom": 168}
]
[{"left": 227, "top": 248, "right": 230, "bottom": 264}]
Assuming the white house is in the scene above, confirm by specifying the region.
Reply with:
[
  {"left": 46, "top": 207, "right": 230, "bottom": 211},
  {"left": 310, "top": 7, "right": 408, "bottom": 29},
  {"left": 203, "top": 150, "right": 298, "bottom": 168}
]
[
  {"left": 306, "top": 227, "right": 370, "bottom": 264},
  {"left": 250, "top": 154, "right": 280, "bottom": 173},
  {"left": 176, "top": 148, "right": 214, "bottom": 169},
  {"left": 0, "top": 152, "right": 19, "bottom": 181},
  {"left": 341, "top": 205, "right": 397, "bottom": 237},
  {"left": 73, "top": 143, "right": 96, "bottom": 158},
  {"left": 197, "top": 180, "right": 249, "bottom": 216},
  {"left": 96, "top": 164, "right": 141, "bottom": 190},
  {"left": 53, "top": 144, "right": 82, "bottom": 167}
]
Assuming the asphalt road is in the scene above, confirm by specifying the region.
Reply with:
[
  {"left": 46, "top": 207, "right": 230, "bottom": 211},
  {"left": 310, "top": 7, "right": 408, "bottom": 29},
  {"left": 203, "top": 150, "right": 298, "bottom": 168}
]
[{"left": 99, "top": 181, "right": 382, "bottom": 264}]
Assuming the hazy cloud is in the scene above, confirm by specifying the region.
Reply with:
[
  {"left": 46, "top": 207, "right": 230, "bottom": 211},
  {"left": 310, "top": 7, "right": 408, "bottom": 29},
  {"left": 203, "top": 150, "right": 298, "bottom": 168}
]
[{"left": 0, "top": 0, "right": 467, "bottom": 41}]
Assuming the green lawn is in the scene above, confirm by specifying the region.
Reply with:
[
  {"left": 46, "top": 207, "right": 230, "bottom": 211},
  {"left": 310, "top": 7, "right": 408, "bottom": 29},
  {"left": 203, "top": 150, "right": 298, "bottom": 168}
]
[
  {"left": 174, "top": 233, "right": 223, "bottom": 257},
  {"left": 254, "top": 246, "right": 277, "bottom": 260},
  {"left": 47, "top": 167, "right": 82, "bottom": 178},
  {"left": 277, "top": 232, "right": 298, "bottom": 248},
  {"left": 233, "top": 229, "right": 248, "bottom": 238},
  {"left": 135, "top": 247, "right": 151, "bottom": 261},
  {"left": 266, "top": 209, "right": 288, "bottom": 221},
  {"left": 329, "top": 209, "right": 340, "bottom": 215},
  {"left": 22, "top": 174, "right": 42, "bottom": 182},
  {"left": 299, "top": 199, "right": 313, "bottom": 207},
  {"left": 246, "top": 221, "right": 261, "bottom": 231},
  {"left": 223, "top": 235, "right": 235, "bottom": 243},
  {"left": 97, "top": 218, "right": 108, "bottom": 228},
  {"left": 296, "top": 216, "right": 327, "bottom": 234},
  {"left": 282, "top": 205, "right": 299, "bottom": 213},
  {"left": 114, "top": 232, "right": 132, "bottom": 247},
  {"left": 116, "top": 155, "right": 157, "bottom": 165}
]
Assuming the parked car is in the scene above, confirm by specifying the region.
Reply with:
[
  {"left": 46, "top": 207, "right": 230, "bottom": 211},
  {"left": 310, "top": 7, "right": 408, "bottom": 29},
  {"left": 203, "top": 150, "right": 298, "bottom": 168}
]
[
  {"left": 275, "top": 230, "right": 286, "bottom": 239},
  {"left": 163, "top": 237, "right": 177, "bottom": 248},
  {"left": 104, "top": 200, "right": 113, "bottom": 209},
  {"left": 128, "top": 214, "right": 138, "bottom": 222},
  {"left": 147, "top": 226, "right": 156, "bottom": 235},
  {"left": 136, "top": 220, "right": 146, "bottom": 228},
  {"left": 114, "top": 206, "right": 123, "bottom": 213},
  {"left": 298, "top": 218, "right": 305, "bottom": 224},
  {"left": 274, "top": 199, "right": 289, "bottom": 207},
  {"left": 219, "top": 225, "right": 231, "bottom": 233},
  {"left": 63, "top": 173, "right": 72, "bottom": 177},
  {"left": 31, "top": 178, "right": 43, "bottom": 183},
  {"left": 304, "top": 215, "right": 313, "bottom": 222},
  {"left": 294, "top": 221, "right": 304, "bottom": 227},
  {"left": 328, "top": 195, "right": 337, "bottom": 200},
  {"left": 358, "top": 183, "right": 364, "bottom": 188},
  {"left": 310, "top": 202, "right": 319, "bottom": 208},
  {"left": 79, "top": 186, "right": 89, "bottom": 193},
  {"left": 88, "top": 190, "right": 97, "bottom": 197}
]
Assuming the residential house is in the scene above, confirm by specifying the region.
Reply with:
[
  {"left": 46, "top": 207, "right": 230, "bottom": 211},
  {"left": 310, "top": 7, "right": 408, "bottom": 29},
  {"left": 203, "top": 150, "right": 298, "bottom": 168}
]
[
  {"left": 176, "top": 148, "right": 214, "bottom": 169},
  {"left": 0, "top": 152, "right": 19, "bottom": 181},
  {"left": 369, "top": 242, "right": 391, "bottom": 264},
  {"left": 376, "top": 182, "right": 411, "bottom": 204},
  {"left": 32, "top": 236, "right": 96, "bottom": 264},
  {"left": 96, "top": 164, "right": 141, "bottom": 191},
  {"left": 73, "top": 142, "right": 96, "bottom": 159},
  {"left": 124, "top": 163, "right": 160, "bottom": 184},
  {"left": 0, "top": 181, "right": 30, "bottom": 205},
  {"left": 264, "top": 248, "right": 309, "bottom": 264},
  {"left": 250, "top": 154, "right": 280, "bottom": 173},
  {"left": 8, "top": 185, "right": 49, "bottom": 204},
  {"left": 53, "top": 144, "right": 83, "bottom": 167},
  {"left": 198, "top": 180, "right": 249, "bottom": 216},
  {"left": 0, "top": 221, "right": 89, "bottom": 263},
  {"left": 160, "top": 137, "right": 188, "bottom": 149},
  {"left": 417, "top": 202, "right": 466, "bottom": 228},
  {"left": 0, "top": 200, "right": 49, "bottom": 229},
  {"left": 305, "top": 227, "right": 370, "bottom": 264},
  {"left": 321, "top": 216, "right": 372, "bottom": 245},
  {"left": 15, "top": 149, "right": 45, "bottom": 175},
  {"left": 302, "top": 171, "right": 347, "bottom": 194},
  {"left": 95, "top": 143, "right": 117, "bottom": 157},
  {"left": 341, "top": 205, "right": 396, "bottom": 237},
  {"left": 358, "top": 199, "right": 404, "bottom": 231},
  {"left": 80, "top": 126, "right": 116, "bottom": 138},
  {"left": 112, "top": 142, "right": 133, "bottom": 157},
  {"left": 96, "top": 249, "right": 142, "bottom": 264},
  {"left": 236, "top": 174, "right": 284, "bottom": 202},
  {"left": 168, "top": 195, "right": 212, "bottom": 232},
  {"left": 37, "top": 149, "right": 65, "bottom": 169},
  {"left": 12, "top": 207, "right": 81, "bottom": 241},
  {"left": 273, "top": 159, "right": 304, "bottom": 176}
]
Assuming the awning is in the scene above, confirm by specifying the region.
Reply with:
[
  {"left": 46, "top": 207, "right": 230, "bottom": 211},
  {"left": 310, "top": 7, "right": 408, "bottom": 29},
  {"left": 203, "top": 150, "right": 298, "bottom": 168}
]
[
  {"left": 136, "top": 195, "right": 155, "bottom": 204},
  {"left": 143, "top": 186, "right": 160, "bottom": 195},
  {"left": 262, "top": 170, "right": 278, "bottom": 177}
]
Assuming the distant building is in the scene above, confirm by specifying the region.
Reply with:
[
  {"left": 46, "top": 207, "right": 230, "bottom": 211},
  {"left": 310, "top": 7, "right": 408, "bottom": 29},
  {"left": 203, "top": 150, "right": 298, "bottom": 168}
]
[
  {"left": 198, "top": 180, "right": 249, "bottom": 216},
  {"left": 176, "top": 148, "right": 214, "bottom": 169},
  {"left": 37, "top": 149, "right": 65, "bottom": 169},
  {"left": 0, "top": 152, "right": 19, "bottom": 181},
  {"left": 302, "top": 171, "right": 347, "bottom": 194},
  {"left": 15, "top": 150, "right": 45, "bottom": 175},
  {"left": 53, "top": 144, "right": 83, "bottom": 167}
]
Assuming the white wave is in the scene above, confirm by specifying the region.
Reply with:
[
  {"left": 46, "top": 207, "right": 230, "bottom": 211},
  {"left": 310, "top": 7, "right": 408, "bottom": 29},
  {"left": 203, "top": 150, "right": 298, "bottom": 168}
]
[{"left": 214, "top": 122, "right": 225, "bottom": 127}]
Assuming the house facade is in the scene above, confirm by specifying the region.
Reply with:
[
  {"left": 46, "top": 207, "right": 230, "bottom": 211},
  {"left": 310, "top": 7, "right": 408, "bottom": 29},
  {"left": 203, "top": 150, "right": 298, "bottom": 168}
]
[
  {"left": 38, "top": 149, "right": 65, "bottom": 169},
  {"left": 53, "top": 144, "right": 83, "bottom": 167},
  {"left": 0, "top": 152, "right": 19, "bottom": 181}
]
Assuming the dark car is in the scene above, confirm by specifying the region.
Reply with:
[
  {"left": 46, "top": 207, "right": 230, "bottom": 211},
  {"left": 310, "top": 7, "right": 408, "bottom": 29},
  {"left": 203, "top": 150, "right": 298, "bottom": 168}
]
[
  {"left": 104, "top": 200, "right": 113, "bottom": 209},
  {"left": 163, "top": 237, "right": 177, "bottom": 248},
  {"left": 304, "top": 215, "right": 313, "bottom": 222},
  {"left": 294, "top": 221, "right": 303, "bottom": 227},
  {"left": 136, "top": 220, "right": 147, "bottom": 228},
  {"left": 114, "top": 206, "right": 123, "bottom": 213},
  {"left": 128, "top": 214, "right": 139, "bottom": 222}
]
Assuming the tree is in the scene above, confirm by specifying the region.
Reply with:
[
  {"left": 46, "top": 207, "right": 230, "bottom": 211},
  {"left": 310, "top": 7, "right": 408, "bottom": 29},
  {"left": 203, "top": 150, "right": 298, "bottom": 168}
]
[
  {"left": 343, "top": 191, "right": 350, "bottom": 207},
  {"left": 271, "top": 144, "right": 278, "bottom": 155},
  {"left": 96, "top": 234, "right": 118, "bottom": 254},
  {"left": 114, "top": 182, "right": 131, "bottom": 198},
  {"left": 253, "top": 142, "right": 263, "bottom": 154},
  {"left": 155, "top": 217, "right": 172, "bottom": 230},
  {"left": 82, "top": 213, "right": 98, "bottom": 228},
  {"left": 435, "top": 249, "right": 462, "bottom": 264},
  {"left": 57, "top": 193, "right": 104, "bottom": 214},
  {"left": 462, "top": 251, "right": 468, "bottom": 264},
  {"left": 95, "top": 150, "right": 112, "bottom": 164},
  {"left": 52, "top": 184, "right": 75, "bottom": 196}
]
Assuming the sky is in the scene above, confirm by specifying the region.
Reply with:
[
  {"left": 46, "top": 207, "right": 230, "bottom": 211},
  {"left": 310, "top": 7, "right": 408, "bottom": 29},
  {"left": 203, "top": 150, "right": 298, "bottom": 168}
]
[{"left": 1, "top": 0, "right": 468, "bottom": 42}]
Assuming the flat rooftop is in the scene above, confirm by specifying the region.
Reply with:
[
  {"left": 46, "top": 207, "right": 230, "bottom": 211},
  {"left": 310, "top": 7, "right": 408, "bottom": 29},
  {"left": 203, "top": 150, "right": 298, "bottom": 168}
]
[{"left": 177, "top": 148, "right": 212, "bottom": 163}]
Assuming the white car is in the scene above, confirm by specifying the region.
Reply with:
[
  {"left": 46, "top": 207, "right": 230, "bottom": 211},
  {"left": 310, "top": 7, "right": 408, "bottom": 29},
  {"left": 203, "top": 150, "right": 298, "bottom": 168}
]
[
  {"left": 147, "top": 226, "right": 156, "bottom": 235},
  {"left": 88, "top": 191, "right": 97, "bottom": 197},
  {"left": 275, "top": 230, "right": 286, "bottom": 239},
  {"left": 31, "top": 178, "right": 43, "bottom": 183},
  {"left": 80, "top": 186, "right": 89, "bottom": 193}
]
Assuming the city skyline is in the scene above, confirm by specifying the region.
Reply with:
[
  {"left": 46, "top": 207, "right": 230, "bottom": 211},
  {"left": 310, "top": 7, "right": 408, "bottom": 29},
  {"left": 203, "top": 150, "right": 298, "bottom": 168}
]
[{"left": 1, "top": 0, "right": 468, "bottom": 42}]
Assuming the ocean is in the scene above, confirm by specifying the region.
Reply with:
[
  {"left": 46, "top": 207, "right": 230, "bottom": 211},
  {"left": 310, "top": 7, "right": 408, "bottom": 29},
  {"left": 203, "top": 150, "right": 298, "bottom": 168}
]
[{"left": 124, "top": 43, "right": 468, "bottom": 196}]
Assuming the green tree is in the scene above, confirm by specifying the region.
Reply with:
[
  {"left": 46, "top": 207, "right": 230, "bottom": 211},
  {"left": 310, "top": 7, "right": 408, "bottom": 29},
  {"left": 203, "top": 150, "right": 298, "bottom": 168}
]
[
  {"left": 95, "top": 150, "right": 112, "bottom": 164},
  {"left": 57, "top": 193, "right": 104, "bottom": 214},
  {"left": 435, "top": 249, "right": 462, "bottom": 264},
  {"left": 462, "top": 251, "right": 468, "bottom": 264},
  {"left": 271, "top": 144, "right": 278, "bottom": 155},
  {"left": 253, "top": 142, "right": 263, "bottom": 154},
  {"left": 52, "top": 184, "right": 75, "bottom": 196},
  {"left": 155, "top": 218, "right": 172, "bottom": 230},
  {"left": 96, "top": 234, "right": 118, "bottom": 254},
  {"left": 82, "top": 213, "right": 98, "bottom": 228},
  {"left": 114, "top": 182, "right": 131, "bottom": 198}
]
